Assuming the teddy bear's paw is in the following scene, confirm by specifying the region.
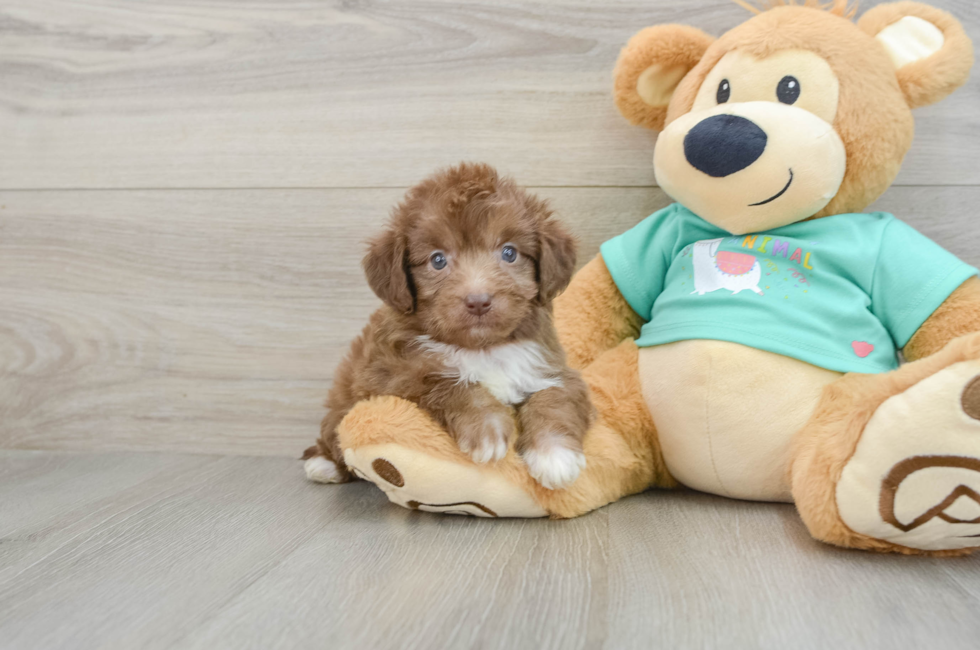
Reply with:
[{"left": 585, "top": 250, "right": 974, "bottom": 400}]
[
  {"left": 343, "top": 443, "right": 548, "bottom": 518},
  {"left": 836, "top": 360, "right": 980, "bottom": 551},
  {"left": 522, "top": 440, "right": 587, "bottom": 491},
  {"left": 304, "top": 456, "right": 345, "bottom": 484}
]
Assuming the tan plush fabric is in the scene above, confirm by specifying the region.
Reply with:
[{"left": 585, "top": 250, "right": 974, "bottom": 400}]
[
  {"left": 553, "top": 254, "right": 643, "bottom": 370},
  {"left": 540, "top": 339, "right": 677, "bottom": 518},
  {"left": 654, "top": 98, "right": 847, "bottom": 234},
  {"left": 836, "top": 360, "right": 980, "bottom": 551},
  {"left": 344, "top": 442, "right": 548, "bottom": 518},
  {"left": 613, "top": 25, "right": 715, "bottom": 131},
  {"left": 639, "top": 341, "right": 839, "bottom": 501},
  {"left": 668, "top": 7, "right": 915, "bottom": 218},
  {"left": 615, "top": 4, "right": 973, "bottom": 218},
  {"left": 905, "top": 277, "right": 980, "bottom": 361},
  {"left": 791, "top": 333, "right": 980, "bottom": 556},
  {"left": 858, "top": 2, "right": 974, "bottom": 109}
]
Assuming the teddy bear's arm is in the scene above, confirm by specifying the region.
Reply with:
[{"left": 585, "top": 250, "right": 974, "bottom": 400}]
[
  {"left": 554, "top": 254, "right": 644, "bottom": 369},
  {"left": 904, "top": 276, "right": 980, "bottom": 361}
]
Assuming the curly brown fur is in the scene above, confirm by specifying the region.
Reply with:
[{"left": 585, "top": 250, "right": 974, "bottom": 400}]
[{"left": 305, "top": 163, "right": 593, "bottom": 489}]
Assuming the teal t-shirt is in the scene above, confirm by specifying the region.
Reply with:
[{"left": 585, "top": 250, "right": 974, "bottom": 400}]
[{"left": 600, "top": 203, "right": 977, "bottom": 374}]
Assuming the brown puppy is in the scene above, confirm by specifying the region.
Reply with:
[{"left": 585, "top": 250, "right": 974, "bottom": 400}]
[{"left": 303, "top": 162, "right": 593, "bottom": 489}]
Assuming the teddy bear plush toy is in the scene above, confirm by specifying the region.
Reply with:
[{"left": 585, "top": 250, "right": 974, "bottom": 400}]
[{"left": 334, "top": 0, "right": 980, "bottom": 555}]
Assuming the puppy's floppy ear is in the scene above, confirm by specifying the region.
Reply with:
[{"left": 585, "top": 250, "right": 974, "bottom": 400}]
[
  {"left": 613, "top": 24, "right": 715, "bottom": 131},
  {"left": 536, "top": 216, "right": 577, "bottom": 304},
  {"left": 858, "top": 2, "right": 974, "bottom": 109},
  {"left": 363, "top": 226, "right": 415, "bottom": 314}
]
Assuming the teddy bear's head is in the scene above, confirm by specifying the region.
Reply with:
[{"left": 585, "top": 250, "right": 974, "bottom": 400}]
[{"left": 614, "top": 0, "right": 973, "bottom": 235}]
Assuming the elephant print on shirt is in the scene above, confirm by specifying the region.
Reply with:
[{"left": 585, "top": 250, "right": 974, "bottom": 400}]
[{"left": 691, "top": 238, "right": 764, "bottom": 296}]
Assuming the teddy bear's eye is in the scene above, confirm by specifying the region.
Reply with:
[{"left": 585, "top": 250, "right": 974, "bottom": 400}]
[
  {"left": 716, "top": 79, "right": 731, "bottom": 104},
  {"left": 501, "top": 245, "right": 517, "bottom": 263},
  {"left": 777, "top": 76, "right": 800, "bottom": 105}
]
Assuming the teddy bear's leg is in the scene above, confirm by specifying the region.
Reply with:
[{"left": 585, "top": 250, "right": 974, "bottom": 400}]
[
  {"left": 337, "top": 395, "right": 548, "bottom": 517},
  {"left": 792, "top": 332, "right": 980, "bottom": 555},
  {"left": 537, "top": 338, "right": 678, "bottom": 517},
  {"left": 336, "top": 339, "right": 675, "bottom": 518}
]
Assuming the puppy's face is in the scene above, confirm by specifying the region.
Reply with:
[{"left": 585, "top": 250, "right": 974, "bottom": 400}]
[{"left": 364, "top": 164, "right": 575, "bottom": 348}]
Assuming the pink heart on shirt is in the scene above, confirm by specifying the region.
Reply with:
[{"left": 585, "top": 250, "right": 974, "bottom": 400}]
[{"left": 852, "top": 341, "right": 874, "bottom": 358}]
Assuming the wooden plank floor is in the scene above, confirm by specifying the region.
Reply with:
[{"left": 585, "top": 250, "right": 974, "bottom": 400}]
[{"left": 1, "top": 449, "right": 979, "bottom": 650}]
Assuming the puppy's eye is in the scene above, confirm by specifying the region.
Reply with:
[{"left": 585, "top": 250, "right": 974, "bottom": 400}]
[
  {"left": 776, "top": 76, "right": 800, "bottom": 104},
  {"left": 501, "top": 245, "right": 517, "bottom": 263},
  {"left": 716, "top": 79, "right": 731, "bottom": 104},
  {"left": 430, "top": 252, "right": 447, "bottom": 270}
]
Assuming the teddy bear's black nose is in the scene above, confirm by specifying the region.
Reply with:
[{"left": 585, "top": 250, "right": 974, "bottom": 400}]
[{"left": 684, "top": 114, "right": 768, "bottom": 178}]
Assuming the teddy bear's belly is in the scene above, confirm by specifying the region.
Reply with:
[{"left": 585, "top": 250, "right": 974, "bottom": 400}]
[{"left": 638, "top": 340, "right": 841, "bottom": 502}]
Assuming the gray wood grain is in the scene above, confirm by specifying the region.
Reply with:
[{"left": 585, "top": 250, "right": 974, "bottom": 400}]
[
  {"left": 0, "top": 451, "right": 213, "bottom": 585},
  {"left": 0, "top": 451, "right": 336, "bottom": 650},
  {"left": 0, "top": 0, "right": 977, "bottom": 189},
  {"left": 180, "top": 495, "right": 610, "bottom": 650},
  {"left": 2, "top": 186, "right": 978, "bottom": 456},
  {"left": 606, "top": 492, "right": 980, "bottom": 649},
  {"left": 0, "top": 186, "right": 665, "bottom": 455},
  {"left": 1, "top": 450, "right": 978, "bottom": 650}
]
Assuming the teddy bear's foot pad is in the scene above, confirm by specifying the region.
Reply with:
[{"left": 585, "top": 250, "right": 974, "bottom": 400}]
[
  {"left": 837, "top": 360, "right": 980, "bottom": 551},
  {"left": 344, "top": 444, "right": 548, "bottom": 518}
]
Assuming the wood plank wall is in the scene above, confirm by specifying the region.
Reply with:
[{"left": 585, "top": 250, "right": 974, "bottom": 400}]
[{"left": 2, "top": 0, "right": 978, "bottom": 455}]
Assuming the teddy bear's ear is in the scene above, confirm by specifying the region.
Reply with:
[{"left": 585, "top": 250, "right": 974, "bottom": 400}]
[
  {"left": 858, "top": 2, "right": 974, "bottom": 109},
  {"left": 613, "top": 24, "right": 715, "bottom": 131}
]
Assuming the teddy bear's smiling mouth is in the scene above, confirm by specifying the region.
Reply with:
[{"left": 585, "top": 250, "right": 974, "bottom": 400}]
[{"left": 748, "top": 168, "right": 794, "bottom": 206}]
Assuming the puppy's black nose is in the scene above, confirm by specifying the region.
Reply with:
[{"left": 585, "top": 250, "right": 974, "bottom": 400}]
[
  {"left": 683, "top": 114, "right": 767, "bottom": 178},
  {"left": 465, "top": 293, "right": 492, "bottom": 316}
]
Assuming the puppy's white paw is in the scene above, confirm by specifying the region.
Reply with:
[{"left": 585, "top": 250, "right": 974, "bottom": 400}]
[
  {"left": 522, "top": 443, "right": 586, "bottom": 490},
  {"left": 458, "top": 413, "right": 511, "bottom": 464},
  {"left": 304, "top": 456, "right": 343, "bottom": 484},
  {"left": 470, "top": 435, "right": 509, "bottom": 464}
]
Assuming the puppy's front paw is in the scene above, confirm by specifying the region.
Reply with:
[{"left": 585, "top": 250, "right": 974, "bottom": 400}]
[
  {"left": 304, "top": 456, "right": 346, "bottom": 484},
  {"left": 521, "top": 440, "right": 586, "bottom": 490},
  {"left": 453, "top": 411, "right": 513, "bottom": 464}
]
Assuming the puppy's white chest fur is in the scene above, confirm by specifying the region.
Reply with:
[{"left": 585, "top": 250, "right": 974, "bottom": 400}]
[{"left": 417, "top": 336, "right": 562, "bottom": 405}]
